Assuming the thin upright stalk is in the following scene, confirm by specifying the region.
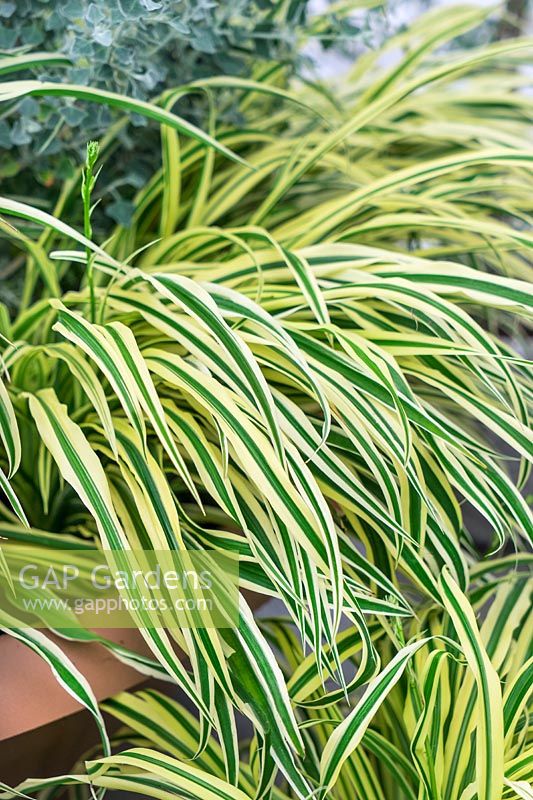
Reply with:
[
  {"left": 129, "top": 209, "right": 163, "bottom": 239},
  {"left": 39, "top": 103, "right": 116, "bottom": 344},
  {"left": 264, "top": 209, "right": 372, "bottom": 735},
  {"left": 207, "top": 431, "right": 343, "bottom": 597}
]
[{"left": 81, "top": 141, "right": 100, "bottom": 323}]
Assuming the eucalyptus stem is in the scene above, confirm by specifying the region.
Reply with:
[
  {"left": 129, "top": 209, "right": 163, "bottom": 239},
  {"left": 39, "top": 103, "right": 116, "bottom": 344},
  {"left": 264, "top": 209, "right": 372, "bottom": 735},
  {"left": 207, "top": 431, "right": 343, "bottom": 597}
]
[{"left": 81, "top": 140, "right": 100, "bottom": 323}]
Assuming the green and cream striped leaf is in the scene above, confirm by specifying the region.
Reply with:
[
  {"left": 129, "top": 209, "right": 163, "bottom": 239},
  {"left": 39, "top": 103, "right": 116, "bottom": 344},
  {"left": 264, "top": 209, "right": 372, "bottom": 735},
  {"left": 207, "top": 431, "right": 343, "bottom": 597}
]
[
  {"left": 0, "top": 377, "right": 21, "bottom": 478},
  {"left": 87, "top": 748, "right": 253, "bottom": 800},
  {"left": 0, "top": 81, "right": 249, "bottom": 167},
  {"left": 440, "top": 567, "right": 505, "bottom": 800},
  {"left": 319, "top": 637, "right": 433, "bottom": 795}
]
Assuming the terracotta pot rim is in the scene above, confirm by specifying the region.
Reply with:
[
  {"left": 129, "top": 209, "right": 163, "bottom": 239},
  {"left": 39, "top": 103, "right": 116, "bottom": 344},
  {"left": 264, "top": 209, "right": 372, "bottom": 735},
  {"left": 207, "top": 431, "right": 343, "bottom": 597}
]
[
  {"left": 0, "top": 628, "right": 151, "bottom": 742},
  {"left": 0, "top": 591, "right": 268, "bottom": 743}
]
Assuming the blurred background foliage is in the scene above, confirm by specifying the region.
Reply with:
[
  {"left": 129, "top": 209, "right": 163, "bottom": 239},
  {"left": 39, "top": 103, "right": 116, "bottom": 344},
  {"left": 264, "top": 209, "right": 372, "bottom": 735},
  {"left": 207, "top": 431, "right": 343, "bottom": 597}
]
[
  {"left": 0, "top": 1, "right": 379, "bottom": 212},
  {"left": 0, "top": 0, "right": 529, "bottom": 310},
  {"left": 0, "top": 0, "right": 387, "bottom": 309}
]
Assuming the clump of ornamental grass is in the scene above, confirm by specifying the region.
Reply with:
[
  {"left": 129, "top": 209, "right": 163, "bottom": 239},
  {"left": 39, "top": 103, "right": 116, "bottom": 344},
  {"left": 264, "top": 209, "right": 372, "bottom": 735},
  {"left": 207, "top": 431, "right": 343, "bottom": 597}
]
[{"left": 0, "top": 6, "right": 531, "bottom": 800}]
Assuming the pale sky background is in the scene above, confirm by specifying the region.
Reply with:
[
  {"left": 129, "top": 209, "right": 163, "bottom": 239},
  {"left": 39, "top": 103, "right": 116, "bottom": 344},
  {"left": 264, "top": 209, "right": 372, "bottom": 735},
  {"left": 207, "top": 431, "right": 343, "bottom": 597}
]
[{"left": 303, "top": 0, "right": 532, "bottom": 78}]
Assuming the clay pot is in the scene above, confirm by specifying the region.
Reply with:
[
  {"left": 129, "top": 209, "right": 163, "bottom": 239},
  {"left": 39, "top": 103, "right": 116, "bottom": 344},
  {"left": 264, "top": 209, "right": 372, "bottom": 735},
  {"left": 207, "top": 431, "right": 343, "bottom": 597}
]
[
  {"left": 0, "top": 628, "right": 152, "bottom": 785},
  {"left": 0, "top": 590, "right": 268, "bottom": 786}
]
